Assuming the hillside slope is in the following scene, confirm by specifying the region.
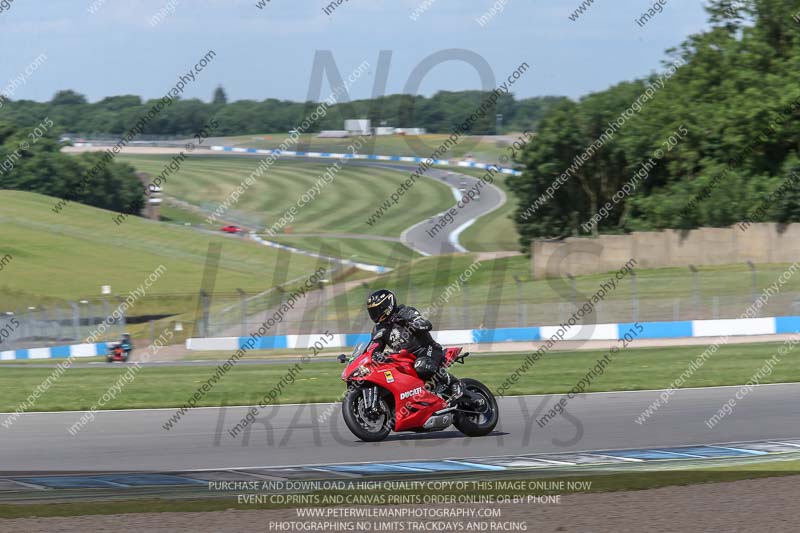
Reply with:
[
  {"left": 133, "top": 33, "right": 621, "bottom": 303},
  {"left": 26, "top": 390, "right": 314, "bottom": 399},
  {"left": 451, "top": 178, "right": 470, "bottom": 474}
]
[{"left": 0, "top": 190, "right": 323, "bottom": 313}]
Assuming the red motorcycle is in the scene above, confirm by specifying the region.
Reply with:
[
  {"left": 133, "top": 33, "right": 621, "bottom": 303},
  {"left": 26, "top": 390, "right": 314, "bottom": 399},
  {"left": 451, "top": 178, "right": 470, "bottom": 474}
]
[
  {"left": 338, "top": 341, "right": 499, "bottom": 442},
  {"left": 106, "top": 344, "right": 129, "bottom": 363}
]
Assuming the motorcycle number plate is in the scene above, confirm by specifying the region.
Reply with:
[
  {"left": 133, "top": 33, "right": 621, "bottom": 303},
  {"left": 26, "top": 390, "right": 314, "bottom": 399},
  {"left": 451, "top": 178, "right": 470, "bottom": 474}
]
[{"left": 383, "top": 371, "right": 395, "bottom": 383}]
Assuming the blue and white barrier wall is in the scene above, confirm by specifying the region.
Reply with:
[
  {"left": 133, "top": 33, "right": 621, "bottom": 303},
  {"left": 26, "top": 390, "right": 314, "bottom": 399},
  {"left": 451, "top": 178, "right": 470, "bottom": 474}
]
[
  {"left": 0, "top": 343, "right": 108, "bottom": 361},
  {"left": 186, "top": 315, "right": 800, "bottom": 351},
  {"left": 209, "top": 145, "right": 523, "bottom": 176}
]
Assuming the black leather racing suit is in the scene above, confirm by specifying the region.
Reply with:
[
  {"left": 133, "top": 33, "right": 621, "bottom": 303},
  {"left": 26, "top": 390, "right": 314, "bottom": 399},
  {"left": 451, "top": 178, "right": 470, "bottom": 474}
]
[{"left": 370, "top": 305, "right": 456, "bottom": 392}]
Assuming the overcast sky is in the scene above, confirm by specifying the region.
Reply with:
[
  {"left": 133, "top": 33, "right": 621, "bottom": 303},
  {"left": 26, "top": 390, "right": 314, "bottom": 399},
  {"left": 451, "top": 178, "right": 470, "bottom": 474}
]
[{"left": 0, "top": 0, "right": 711, "bottom": 104}]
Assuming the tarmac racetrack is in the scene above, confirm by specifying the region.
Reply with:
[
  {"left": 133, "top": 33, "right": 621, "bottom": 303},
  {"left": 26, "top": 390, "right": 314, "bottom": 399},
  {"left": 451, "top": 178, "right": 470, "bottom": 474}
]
[{"left": 2, "top": 383, "right": 798, "bottom": 473}]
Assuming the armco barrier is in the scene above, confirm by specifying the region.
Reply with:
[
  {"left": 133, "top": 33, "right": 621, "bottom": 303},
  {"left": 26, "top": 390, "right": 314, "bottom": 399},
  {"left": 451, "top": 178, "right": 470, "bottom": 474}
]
[
  {"left": 209, "top": 146, "right": 523, "bottom": 176},
  {"left": 0, "top": 343, "right": 108, "bottom": 361},
  {"left": 185, "top": 315, "right": 800, "bottom": 351}
]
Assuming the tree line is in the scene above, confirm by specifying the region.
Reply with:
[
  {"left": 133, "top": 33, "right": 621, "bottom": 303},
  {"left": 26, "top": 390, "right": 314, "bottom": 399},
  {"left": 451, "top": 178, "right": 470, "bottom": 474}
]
[{"left": 0, "top": 86, "right": 563, "bottom": 138}]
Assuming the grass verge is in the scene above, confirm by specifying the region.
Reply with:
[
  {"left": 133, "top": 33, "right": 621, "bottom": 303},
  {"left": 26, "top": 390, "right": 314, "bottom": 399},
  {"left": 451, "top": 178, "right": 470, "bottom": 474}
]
[{"left": 1, "top": 341, "right": 798, "bottom": 412}]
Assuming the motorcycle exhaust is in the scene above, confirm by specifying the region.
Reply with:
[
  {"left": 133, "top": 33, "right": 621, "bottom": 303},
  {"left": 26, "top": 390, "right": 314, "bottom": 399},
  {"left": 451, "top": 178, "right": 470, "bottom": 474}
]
[{"left": 422, "top": 413, "right": 453, "bottom": 430}]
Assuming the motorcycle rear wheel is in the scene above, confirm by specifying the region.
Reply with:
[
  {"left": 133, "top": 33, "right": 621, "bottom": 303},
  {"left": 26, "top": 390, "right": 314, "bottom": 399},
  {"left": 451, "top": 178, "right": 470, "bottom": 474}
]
[{"left": 453, "top": 378, "right": 499, "bottom": 437}]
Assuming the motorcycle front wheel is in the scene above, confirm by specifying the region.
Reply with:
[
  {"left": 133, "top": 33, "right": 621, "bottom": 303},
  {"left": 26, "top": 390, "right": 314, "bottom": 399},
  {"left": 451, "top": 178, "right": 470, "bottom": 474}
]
[{"left": 342, "top": 386, "right": 394, "bottom": 442}]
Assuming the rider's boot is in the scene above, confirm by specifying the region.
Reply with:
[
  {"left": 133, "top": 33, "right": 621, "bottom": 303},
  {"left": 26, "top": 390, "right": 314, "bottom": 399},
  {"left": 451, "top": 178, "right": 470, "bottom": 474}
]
[
  {"left": 445, "top": 372, "right": 463, "bottom": 401},
  {"left": 432, "top": 369, "right": 462, "bottom": 401}
]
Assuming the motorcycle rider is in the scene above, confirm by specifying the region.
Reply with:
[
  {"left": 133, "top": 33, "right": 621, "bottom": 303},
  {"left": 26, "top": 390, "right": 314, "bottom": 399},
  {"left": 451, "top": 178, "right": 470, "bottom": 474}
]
[
  {"left": 119, "top": 333, "right": 133, "bottom": 358},
  {"left": 366, "top": 289, "right": 462, "bottom": 400}
]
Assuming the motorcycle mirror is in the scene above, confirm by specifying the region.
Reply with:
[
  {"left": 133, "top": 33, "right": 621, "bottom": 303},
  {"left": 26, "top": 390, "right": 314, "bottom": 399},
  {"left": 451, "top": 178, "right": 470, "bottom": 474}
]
[{"left": 337, "top": 354, "right": 347, "bottom": 363}]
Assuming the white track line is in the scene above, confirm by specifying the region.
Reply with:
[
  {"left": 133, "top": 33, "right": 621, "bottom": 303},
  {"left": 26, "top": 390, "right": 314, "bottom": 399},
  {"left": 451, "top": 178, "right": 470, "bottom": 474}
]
[
  {"left": 449, "top": 178, "right": 508, "bottom": 252},
  {"left": 179, "top": 436, "right": 800, "bottom": 473}
]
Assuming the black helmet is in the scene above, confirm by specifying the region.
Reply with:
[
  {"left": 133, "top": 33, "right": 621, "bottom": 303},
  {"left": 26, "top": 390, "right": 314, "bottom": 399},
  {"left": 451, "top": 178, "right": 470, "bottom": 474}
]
[{"left": 367, "top": 289, "right": 396, "bottom": 323}]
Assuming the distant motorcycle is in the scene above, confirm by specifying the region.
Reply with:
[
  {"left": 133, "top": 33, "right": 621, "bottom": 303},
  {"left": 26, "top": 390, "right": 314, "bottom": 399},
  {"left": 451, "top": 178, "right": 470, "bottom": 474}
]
[
  {"left": 106, "top": 343, "right": 130, "bottom": 363},
  {"left": 338, "top": 341, "right": 498, "bottom": 442},
  {"left": 106, "top": 342, "right": 131, "bottom": 363}
]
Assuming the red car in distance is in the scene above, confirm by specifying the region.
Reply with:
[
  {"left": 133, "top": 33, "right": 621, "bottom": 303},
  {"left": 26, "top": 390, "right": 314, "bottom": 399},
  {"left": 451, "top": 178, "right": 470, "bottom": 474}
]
[{"left": 220, "top": 225, "right": 242, "bottom": 234}]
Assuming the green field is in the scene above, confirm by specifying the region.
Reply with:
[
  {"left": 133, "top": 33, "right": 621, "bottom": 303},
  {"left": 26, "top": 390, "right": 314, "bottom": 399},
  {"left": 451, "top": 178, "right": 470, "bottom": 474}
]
[
  {"left": 314, "top": 254, "right": 800, "bottom": 329},
  {"left": 324, "top": 254, "right": 800, "bottom": 326},
  {"left": 3, "top": 342, "right": 798, "bottom": 411},
  {"left": 203, "top": 139, "right": 525, "bottom": 253},
  {"left": 117, "top": 155, "right": 454, "bottom": 238},
  {"left": 117, "top": 153, "right": 522, "bottom": 258},
  {"left": 158, "top": 202, "right": 211, "bottom": 226},
  {"left": 266, "top": 235, "right": 419, "bottom": 263},
  {"left": 0, "top": 190, "right": 323, "bottom": 317}
]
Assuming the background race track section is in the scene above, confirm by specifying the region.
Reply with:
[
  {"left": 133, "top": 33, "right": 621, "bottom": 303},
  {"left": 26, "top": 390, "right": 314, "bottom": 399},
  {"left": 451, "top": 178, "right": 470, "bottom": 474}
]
[{"left": 209, "top": 145, "right": 523, "bottom": 176}]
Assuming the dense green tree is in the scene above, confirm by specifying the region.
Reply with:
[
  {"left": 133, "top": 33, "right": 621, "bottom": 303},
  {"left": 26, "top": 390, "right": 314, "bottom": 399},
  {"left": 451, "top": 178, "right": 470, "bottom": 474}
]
[
  {"left": 50, "top": 90, "right": 87, "bottom": 106},
  {"left": 212, "top": 86, "right": 228, "bottom": 105},
  {"left": 0, "top": 121, "right": 144, "bottom": 213},
  {"left": 509, "top": 0, "right": 800, "bottom": 251}
]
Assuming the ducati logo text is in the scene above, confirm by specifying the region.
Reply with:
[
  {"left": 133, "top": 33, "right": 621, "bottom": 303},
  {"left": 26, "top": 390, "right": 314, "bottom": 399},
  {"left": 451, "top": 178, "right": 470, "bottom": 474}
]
[{"left": 400, "top": 387, "right": 424, "bottom": 400}]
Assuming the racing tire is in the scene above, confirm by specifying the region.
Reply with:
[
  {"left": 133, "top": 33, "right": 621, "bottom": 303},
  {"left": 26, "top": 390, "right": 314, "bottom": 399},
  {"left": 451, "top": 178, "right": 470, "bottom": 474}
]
[
  {"left": 342, "top": 386, "right": 394, "bottom": 442},
  {"left": 453, "top": 378, "right": 499, "bottom": 437}
]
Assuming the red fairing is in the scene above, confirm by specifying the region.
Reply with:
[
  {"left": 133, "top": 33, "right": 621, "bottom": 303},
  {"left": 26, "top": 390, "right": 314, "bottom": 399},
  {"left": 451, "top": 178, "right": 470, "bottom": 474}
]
[
  {"left": 342, "top": 343, "right": 455, "bottom": 432},
  {"left": 108, "top": 345, "right": 126, "bottom": 361},
  {"left": 444, "top": 346, "right": 463, "bottom": 365}
]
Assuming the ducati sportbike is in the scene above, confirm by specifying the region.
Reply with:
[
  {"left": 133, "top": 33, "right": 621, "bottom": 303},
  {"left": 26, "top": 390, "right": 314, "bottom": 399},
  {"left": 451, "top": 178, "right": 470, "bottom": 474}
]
[{"left": 338, "top": 341, "right": 499, "bottom": 442}]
